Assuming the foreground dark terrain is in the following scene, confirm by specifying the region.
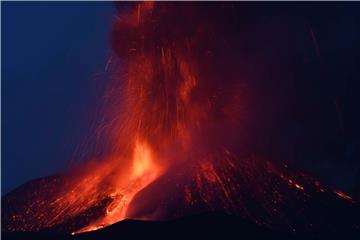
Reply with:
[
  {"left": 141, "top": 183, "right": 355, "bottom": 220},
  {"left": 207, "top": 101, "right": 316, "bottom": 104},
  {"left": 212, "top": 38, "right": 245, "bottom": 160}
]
[{"left": 2, "top": 212, "right": 360, "bottom": 240}]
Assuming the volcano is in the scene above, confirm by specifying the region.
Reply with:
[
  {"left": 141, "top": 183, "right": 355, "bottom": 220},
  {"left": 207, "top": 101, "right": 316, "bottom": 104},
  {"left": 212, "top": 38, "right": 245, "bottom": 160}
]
[
  {"left": 2, "top": 2, "right": 360, "bottom": 239},
  {"left": 2, "top": 157, "right": 359, "bottom": 237},
  {"left": 2, "top": 159, "right": 360, "bottom": 239}
]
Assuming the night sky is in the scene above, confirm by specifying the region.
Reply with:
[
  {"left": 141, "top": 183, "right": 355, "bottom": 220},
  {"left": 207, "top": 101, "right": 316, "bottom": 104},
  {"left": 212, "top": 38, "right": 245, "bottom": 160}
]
[
  {"left": 2, "top": 2, "right": 360, "bottom": 199},
  {"left": 2, "top": 2, "right": 115, "bottom": 194}
]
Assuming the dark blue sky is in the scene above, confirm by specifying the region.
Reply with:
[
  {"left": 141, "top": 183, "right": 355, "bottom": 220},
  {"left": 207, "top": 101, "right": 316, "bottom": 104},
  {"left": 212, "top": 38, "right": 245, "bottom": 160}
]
[{"left": 2, "top": 2, "right": 115, "bottom": 194}]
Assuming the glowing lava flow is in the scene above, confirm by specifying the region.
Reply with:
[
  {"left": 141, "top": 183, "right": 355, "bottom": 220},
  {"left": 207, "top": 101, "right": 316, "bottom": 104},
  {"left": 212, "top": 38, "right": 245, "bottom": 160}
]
[{"left": 73, "top": 140, "right": 163, "bottom": 234}]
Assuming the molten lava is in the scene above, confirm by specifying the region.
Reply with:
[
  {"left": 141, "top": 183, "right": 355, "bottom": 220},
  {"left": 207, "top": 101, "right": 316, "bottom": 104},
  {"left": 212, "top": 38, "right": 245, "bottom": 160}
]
[
  {"left": 73, "top": 140, "right": 163, "bottom": 234},
  {"left": 2, "top": 1, "right": 359, "bottom": 235}
]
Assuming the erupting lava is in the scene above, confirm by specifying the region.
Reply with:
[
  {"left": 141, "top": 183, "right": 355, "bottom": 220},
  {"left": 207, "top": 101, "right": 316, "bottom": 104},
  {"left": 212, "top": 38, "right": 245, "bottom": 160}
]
[
  {"left": 74, "top": 140, "right": 163, "bottom": 234},
  {"left": 2, "top": 2, "right": 359, "bottom": 235}
]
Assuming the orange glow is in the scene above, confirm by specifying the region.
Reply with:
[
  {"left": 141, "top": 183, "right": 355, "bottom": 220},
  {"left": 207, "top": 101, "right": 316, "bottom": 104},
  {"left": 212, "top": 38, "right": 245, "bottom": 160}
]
[
  {"left": 294, "top": 183, "right": 304, "bottom": 191},
  {"left": 132, "top": 141, "right": 156, "bottom": 178},
  {"left": 74, "top": 140, "right": 163, "bottom": 234},
  {"left": 334, "top": 190, "right": 354, "bottom": 202}
]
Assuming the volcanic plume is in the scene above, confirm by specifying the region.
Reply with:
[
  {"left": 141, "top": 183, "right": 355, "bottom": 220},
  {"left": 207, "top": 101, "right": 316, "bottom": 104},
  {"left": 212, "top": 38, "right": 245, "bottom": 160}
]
[{"left": 2, "top": 2, "right": 359, "bottom": 236}]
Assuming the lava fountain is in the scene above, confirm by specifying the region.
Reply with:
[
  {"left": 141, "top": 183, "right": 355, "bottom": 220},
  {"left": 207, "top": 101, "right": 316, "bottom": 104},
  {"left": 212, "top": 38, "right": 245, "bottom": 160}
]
[{"left": 2, "top": 1, "right": 359, "bottom": 235}]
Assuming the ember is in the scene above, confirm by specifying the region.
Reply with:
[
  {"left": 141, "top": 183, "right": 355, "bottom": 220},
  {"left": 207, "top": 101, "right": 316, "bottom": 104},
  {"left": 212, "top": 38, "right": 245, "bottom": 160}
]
[{"left": 334, "top": 190, "right": 354, "bottom": 203}]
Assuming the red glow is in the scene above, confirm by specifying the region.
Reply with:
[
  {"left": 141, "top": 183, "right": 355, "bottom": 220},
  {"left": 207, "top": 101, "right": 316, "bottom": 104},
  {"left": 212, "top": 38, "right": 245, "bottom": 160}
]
[{"left": 334, "top": 190, "right": 354, "bottom": 202}]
